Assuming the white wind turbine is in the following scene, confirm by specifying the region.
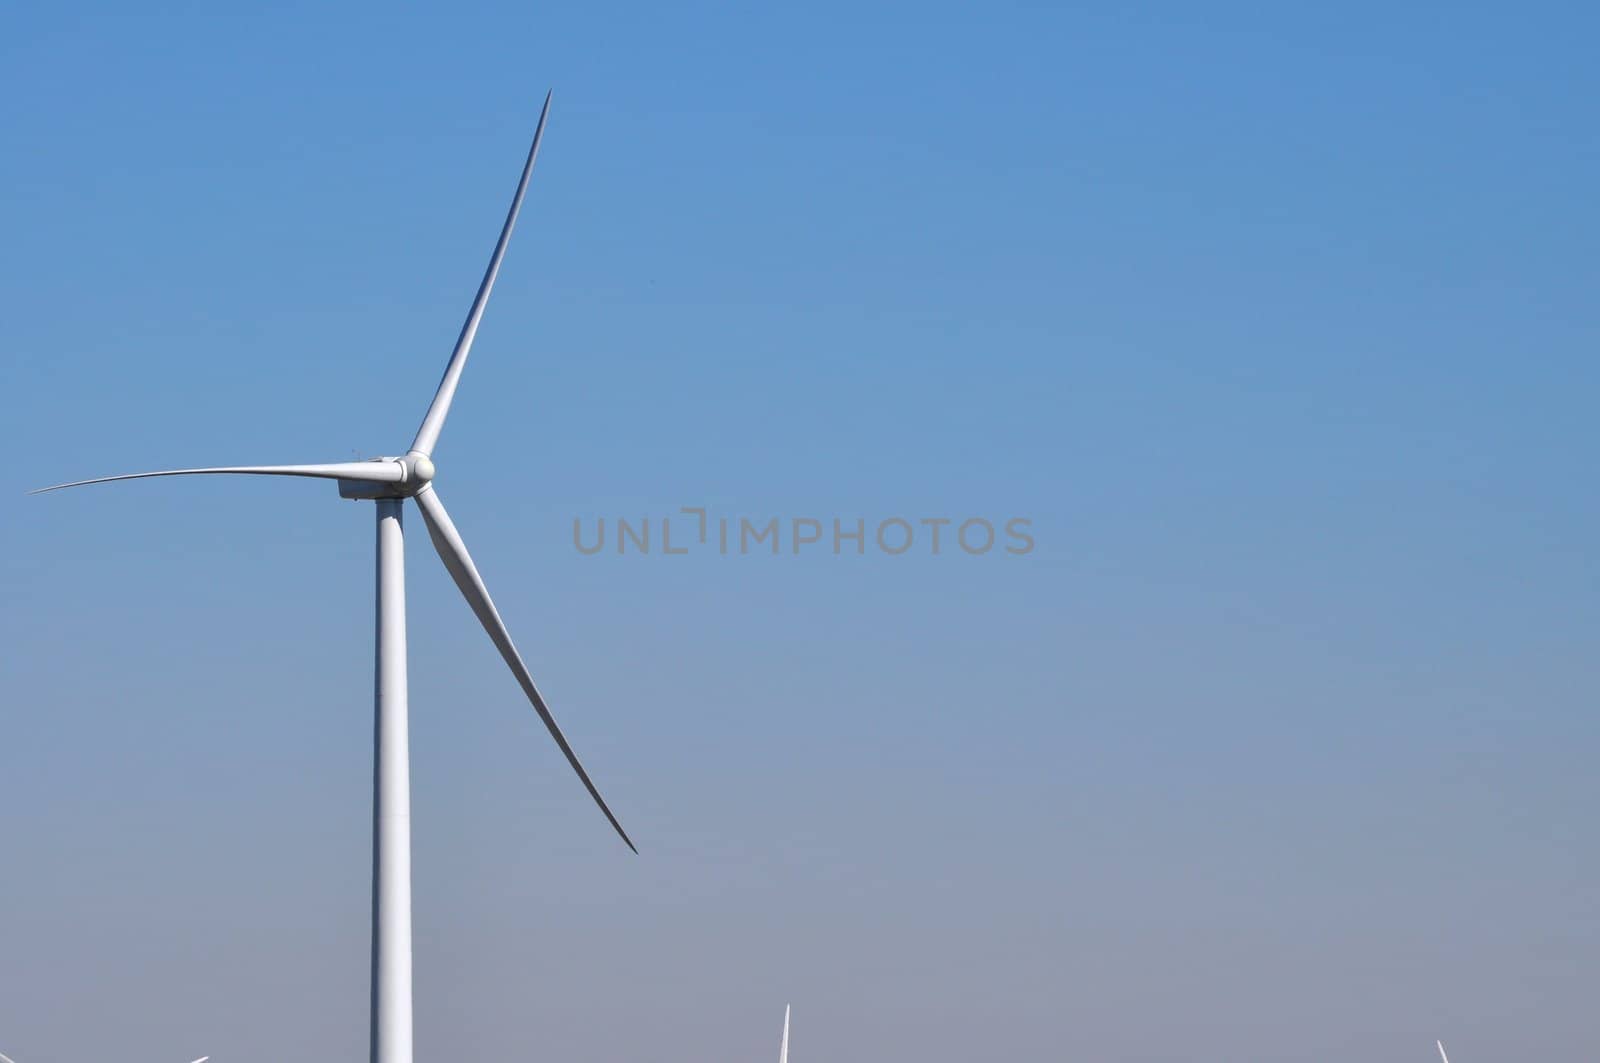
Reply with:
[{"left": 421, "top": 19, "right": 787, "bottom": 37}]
[
  {"left": 0, "top": 1056, "right": 205, "bottom": 1063},
  {"left": 33, "top": 91, "right": 634, "bottom": 1063}
]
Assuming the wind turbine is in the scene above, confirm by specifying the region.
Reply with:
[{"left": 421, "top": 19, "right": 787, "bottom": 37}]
[
  {"left": 33, "top": 91, "right": 634, "bottom": 1063},
  {"left": 778, "top": 1005, "right": 790, "bottom": 1063},
  {"left": 0, "top": 1056, "right": 205, "bottom": 1063},
  {"left": 1437, "top": 1040, "right": 1450, "bottom": 1063}
]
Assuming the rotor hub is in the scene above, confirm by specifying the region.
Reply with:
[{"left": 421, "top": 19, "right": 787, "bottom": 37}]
[
  {"left": 335, "top": 454, "right": 435, "bottom": 500},
  {"left": 406, "top": 453, "right": 436, "bottom": 485}
]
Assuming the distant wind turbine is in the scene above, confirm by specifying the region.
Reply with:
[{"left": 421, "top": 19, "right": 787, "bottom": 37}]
[
  {"left": 33, "top": 90, "right": 634, "bottom": 1063},
  {"left": 0, "top": 1055, "right": 204, "bottom": 1063}
]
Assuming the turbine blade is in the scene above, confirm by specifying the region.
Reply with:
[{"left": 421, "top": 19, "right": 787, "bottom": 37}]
[
  {"left": 410, "top": 91, "right": 553, "bottom": 458},
  {"left": 780, "top": 1005, "right": 790, "bottom": 1063},
  {"left": 412, "top": 484, "right": 635, "bottom": 852},
  {"left": 1437, "top": 1041, "right": 1449, "bottom": 1063},
  {"left": 31, "top": 461, "right": 405, "bottom": 495},
  {"left": 1, "top": 1052, "right": 17, "bottom": 1063}
]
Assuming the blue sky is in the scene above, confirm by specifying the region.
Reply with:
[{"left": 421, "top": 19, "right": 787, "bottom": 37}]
[{"left": 3, "top": 3, "right": 1597, "bottom": 1060}]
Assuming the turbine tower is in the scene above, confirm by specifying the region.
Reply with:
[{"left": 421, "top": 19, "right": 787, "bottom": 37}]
[{"left": 34, "top": 91, "right": 634, "bottom": 1063}]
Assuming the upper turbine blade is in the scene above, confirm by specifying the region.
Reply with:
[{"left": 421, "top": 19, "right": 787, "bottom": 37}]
[
  {"left": 410, "top": 92, "right": 553, "bottom": 459},
  {"left": 31, "top": 461, "right": 405, "bottom": 494},
  {"left": 412, "top": 484, "right": 636, "bottom": 853}
]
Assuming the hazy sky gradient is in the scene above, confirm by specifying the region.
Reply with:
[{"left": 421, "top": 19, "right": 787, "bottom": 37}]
[{"left": 3, "top": 3, "right": 1597, "bottom": 1060}]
